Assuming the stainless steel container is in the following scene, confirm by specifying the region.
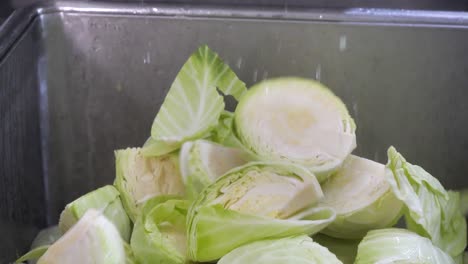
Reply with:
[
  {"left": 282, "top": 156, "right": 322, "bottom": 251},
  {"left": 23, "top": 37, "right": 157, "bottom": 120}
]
[{"left": 1, "top": 1, "right": 468, "bottom": 262}]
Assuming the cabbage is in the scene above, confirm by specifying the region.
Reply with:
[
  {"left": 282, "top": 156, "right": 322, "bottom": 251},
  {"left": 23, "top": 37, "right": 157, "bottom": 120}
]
[
  {"left": 114, "top": 148, "right": 185, "bottom": 221},
  {"left": 131, "top": 196, "right": 189, "bottom": 264},
  {"left": 58, "top": 185, "right": 131, "bottom": 241},
  {"left": 31, "top": 226, "right": 62, "bottom": 250},
  {"left": 234, "top": 77, "right": 356, "bottom": 181},
  {"left": 37, "top": 210, "right": 126, "bottom": 264},
  {"left": 320, "top": 155, "right": 403, "bottom": 239},
  {"left": 218, "top": 235, "right": 342, "bottom": 264},
  {"left": 386, "top": 147, "right": 467, "bottom": 258},
  {"left": 143, "top": 45, "right": 247, "bottom": 157},
  {"left": 186, "top": 162, "right": 336, "bottom": 262},
  {"left": 355, "top": 228, "right": 455, "bottom": 264},
  {"left": 313, "top": 234, "right": 359, "bottom": 264},
  {"left": 179, "top": 139, "right": 248, "bottom": 198},
  {"left": 15, "top": 246, "right": 49, "bottom": 264}
]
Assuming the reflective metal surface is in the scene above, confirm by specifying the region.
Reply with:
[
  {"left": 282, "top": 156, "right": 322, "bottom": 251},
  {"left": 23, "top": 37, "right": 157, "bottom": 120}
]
[{"left": 2, "top": 1, "right": 468, "bottom": 262}]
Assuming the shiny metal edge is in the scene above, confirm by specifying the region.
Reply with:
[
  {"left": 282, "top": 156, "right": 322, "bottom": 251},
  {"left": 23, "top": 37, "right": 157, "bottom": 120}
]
[
  {"left": 34, "top": 1, "right": 468, "bottom": 25},
  {"left": 0, "top": 7, "right": 37, "bottom": 62},
  {"left": 2, "top": 0, "right": 468, "bottom": 59}
]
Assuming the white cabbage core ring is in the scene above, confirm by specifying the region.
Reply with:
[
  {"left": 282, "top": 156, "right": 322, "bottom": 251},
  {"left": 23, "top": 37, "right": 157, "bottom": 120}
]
[{"left": 235, "top": 78, "right": 355, "bottom": 175}]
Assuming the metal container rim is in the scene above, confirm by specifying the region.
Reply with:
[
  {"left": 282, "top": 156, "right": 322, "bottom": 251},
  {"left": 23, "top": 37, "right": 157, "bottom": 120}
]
[{"left": 2, "top": 0, "right": 468, "bottom": 63}]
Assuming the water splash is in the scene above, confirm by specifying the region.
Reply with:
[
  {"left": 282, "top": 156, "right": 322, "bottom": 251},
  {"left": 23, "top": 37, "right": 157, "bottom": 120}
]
[
  {"left": 339, "top": 35, "right": 347, "bottom": 52},
  {"left": 236, "top": 57, "right": 243, "bottom": 69},
  {"left": 315, "top": 64, "right": 322, "bottom": 81},
  {"left": 143, "top": 52, "right": 151, "bottom": 64},
  {"left": 352, "top": 101, "right": 358, "bottom": 118}
]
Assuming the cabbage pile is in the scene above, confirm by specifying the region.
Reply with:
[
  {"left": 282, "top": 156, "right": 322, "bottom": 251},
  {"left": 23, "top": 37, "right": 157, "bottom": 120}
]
[{"left": 17, "top": 46, "right": 467, "bottom": 264}]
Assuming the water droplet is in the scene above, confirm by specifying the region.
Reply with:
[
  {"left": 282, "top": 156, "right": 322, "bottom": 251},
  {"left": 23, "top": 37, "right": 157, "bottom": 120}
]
[
  {"left": 236, "top": 57, "right": 243, "bottom": 69},
  {"left": 315, "top": 64, "right": 322, "bottom": 81},
  {"left": 353, "top": 102, "right": 358, "bottom": 117},
  {"left": 253, "top": 70, "right": 258, "bottom": 83},
  {"left": 339, "top": 35, "right": 347, "bottom": 52},
  {"left": 143, "top": 52, "right": 151, "bottom": 64}
]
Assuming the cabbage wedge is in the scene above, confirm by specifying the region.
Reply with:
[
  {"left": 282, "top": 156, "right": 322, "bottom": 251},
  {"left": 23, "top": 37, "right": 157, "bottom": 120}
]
[
  {"left": 386, "top": 147, "right": 467, "bottom": 258},
  {"left": 58, "top": 185, "right": 131, "bottom": 241},
  {"left": 355, "top": 228, "right": 455, "bottom": 264},
  {"left": 235, "top": 77, "right": 356, "bottom": 181},
  {"left": 131, "top": 196, "right": 189, "bottom": 264},
  {"left": 320, "top": 155, "right": 403, "bottom": 239},
  {"left": 114, "top": 148, "right": 185, "bottom": 221},
  {"left": 37, "top": 209, "right": 127, "bottom": 264},
  {"left": 187, "top": 162, "right": 336, "bottom": 262},
  {"left": 218, "top": 235, "right": 342, "bottom": 264},
  {"left": 144, "top": 45, "right": 247, "bottom": 157},
  {"left": 179, "top": 139, "right": 248, "bottom": 199}
]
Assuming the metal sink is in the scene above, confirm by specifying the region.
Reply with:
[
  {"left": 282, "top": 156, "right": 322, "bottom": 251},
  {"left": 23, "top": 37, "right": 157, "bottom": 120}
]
[{"left": 1, "top": 1, "right": 468, "bottom": 262}]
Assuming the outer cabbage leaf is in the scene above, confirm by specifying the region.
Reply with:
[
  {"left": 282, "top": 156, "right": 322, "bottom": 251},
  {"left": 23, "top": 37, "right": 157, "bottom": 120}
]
[
  {"left": 58, "top": 185, "right": 131, "bottom": 241},
  {"left": 218, "top": 235, "right": 342, "bottom": 264},
  {"left": 131, "top": 196, "right": 189, "bottom": 264},
  {"left": 15, "top": 226, "right": 63, "bottom": 264},
  {"left": 31, "top": 226, "right": 62, "bottom": 249},
  {"left": 15, "top": 246, "right": 49, "bottom": 264},
  {"left": 187, "top": 162, "right": 336, "bottom": 262},
  {"left": 145, "top": 45, "right": 247, "bottom": 156},
  {"left": 386, "top": 147, "right": 467, "bottom": 258},
  {"left": 235, "top": 77, "right": 356, "bottom": 181},
  {"left": 320, "top": 155, "right": 403, "bottom": 239},
  {"left": 355, "top": 228, "right": 455, "bottom": 264},
  {"left": 313, "top": 234, "right": 359, "bottom": 264},
  {"left": 141, "top": 137, "right": 180, "bottom": 157}
]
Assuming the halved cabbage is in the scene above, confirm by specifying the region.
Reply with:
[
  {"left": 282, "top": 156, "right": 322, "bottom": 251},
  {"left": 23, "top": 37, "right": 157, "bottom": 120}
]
[
  {"left": 218, "top": 235, "right": 342, "bottom": 264},
  {"left": 187, "top": 162, "right": 336, "bottom": 262},
  {"left": 179, "top": 139, "right": 248, "bottom": 199},
  {"left": 386, "top": 147, "right": 467, "bottom": 258},
  {"left": 234, "top": 77, "right": 356, "bottom": 181},
  {"left": 319, "top": 155, "right": 403, "bottom": 239},
  {"left": 58, "top": 185, "right": 131, "bottom": 241},
  {"left": 354, "top": 228, "right": 455, "bottom": 264},
  {"left": 313, "top": 234, "right": 359, "bottom": 264},
  {"left": 131, "top": 196, "right": 189, "bottom": 264},
  {"left": 37, "top": 209, "right": 126, "bottom": 264},
  {"left": 114, "top": 148, "right": 185, "bottom": 221},
  {"left": 144, "top": 46, "right": 247, "bottom": 157}
]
